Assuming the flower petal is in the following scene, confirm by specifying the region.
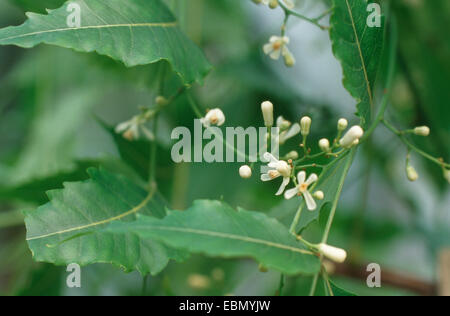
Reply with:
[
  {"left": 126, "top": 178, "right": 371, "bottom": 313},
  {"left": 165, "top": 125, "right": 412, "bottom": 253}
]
[
  {"left": 297, "top": 171, "right": 306, "bottom": 184},
  {"left": 261, "top": 173, "right": 272, "bottom": 182},
  {"left": 306, "top": 173, "right": 318, "bottom": 185},
  {"left": 276, "top": 177, "right": 290, "bottom": 196},
  {"left": 263, "top": 43, "right": 273, "bottom": 55},
  {"left": 303, "top": 191, "right": 317, "bottom": 211},
  {"left": 284, "top": 187, "right": 299, "bottom": 200},
  {"left": 269, "top": 48, "right": 282, "bottom": 60}
]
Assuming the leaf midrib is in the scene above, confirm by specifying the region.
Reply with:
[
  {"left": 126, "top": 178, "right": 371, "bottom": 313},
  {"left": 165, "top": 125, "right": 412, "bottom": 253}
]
[
  {"left": 26, "top": 188, "right": 155, "bottom": 241},
  {"left": 145, "top": 225, "right": 315, "bottom": 256},
  {"left": 0, "top": 22, "right": 177, "bottom": 43},
  {"left": 345, "top": 0, "right": 374, "bottom": 109}
]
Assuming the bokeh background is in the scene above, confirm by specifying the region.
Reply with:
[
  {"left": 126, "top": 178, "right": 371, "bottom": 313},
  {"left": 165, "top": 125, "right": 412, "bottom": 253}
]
[{"left": 0, "top": 0, "right": 449, "bottom": 296}]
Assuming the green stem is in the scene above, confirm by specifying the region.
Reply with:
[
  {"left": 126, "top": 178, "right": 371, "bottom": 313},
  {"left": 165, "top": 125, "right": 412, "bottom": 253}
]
[
  {"left": 279, "top": 1, "right": 330, "bottom": 30},
  {"left": 277, "top": 274, "right": 285, "bottom": 296},
  {"left": 309, "top": 148, "right": 356, "bottom": 296}
]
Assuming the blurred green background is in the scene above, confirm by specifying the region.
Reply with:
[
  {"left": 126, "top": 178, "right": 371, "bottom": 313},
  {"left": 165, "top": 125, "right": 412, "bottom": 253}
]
[{"left": 0, "top": 0, "right": 449, "bottom": 296}]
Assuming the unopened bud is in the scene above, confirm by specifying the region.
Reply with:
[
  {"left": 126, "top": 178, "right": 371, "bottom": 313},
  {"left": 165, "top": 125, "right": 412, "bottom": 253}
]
[
  {"left": 283, "top": 51, "right": 296, "bottom": 67},
  {"left": 339, "top": 126, "right": 364, "bottom": 148},
  {"left": 261, "top": 101, "right": 274, "bottom": 127},
  {"left": 414, "top": 126, "right": 430, "bottom": 137},
  {"left": 258, "top": 264, "right": 268, "bottom": 273},
  {"left": 318, "top": 243, "right": 347, "bottom": 263},
  {"left": 155, "top": 96, "right": 168, "bottom": 107},
  {"left": 337, "top": 118, "right": 348, "bottom": 131},
  {"left": 444, "top": 169, "right": 450, "bottom": 184},
  {"left": 239, "top": 165, "right": 252, "bottom": 179},
  {"left": 300, "top": 116, "right": 312, "bottom": 136},
  {"left": 313, "top": 191, "right": 324, "bottom": 200},
  {"left": 319, "top": 138, "right": 330, "bottom": 153},
  {"left": 269, "top": 0, "right": 278, "bottom": 9},
  {"left": 406, "top": 165, "right": 419, "bottom": 182}
]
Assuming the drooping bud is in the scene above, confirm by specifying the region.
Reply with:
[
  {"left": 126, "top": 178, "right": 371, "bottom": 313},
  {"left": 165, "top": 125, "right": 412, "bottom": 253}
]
[
  {"left": 300, "top": 116, "right": 312, "bottom": 136},
  {"left": 155, "top": 96, "right": 169, "bottom": 107},
  {"left": 337, "top": 118, "right": 348, "bottom": 131},
  {"left": 239, "top": 165, "right": 252, "bottom": 179},
  {"left": 283, "top": 50, "right": 296, "bottom": 67},
  {"left": 261, "top": 101, "right": 274, "bottom": 127},
  {"left": 406, "top": 165, "right": 419, "bottom": 182},
  {"left": 269, "top": 0, "right": 278, "bottom": 9},
  {"left": 313, "top": 191, "right": 324, "bottom": 200},
  {"left": 319, "top": 138, "right": 330, "bottom": 153},
  {"left": 339, "top": 126, "right": 364, "bottom": 148},
  {"left": 318, "top": 244, "right": 347, "bottom": 263},
  {"left": 414, "top": 126, "right": 430, "bottom": 137}
]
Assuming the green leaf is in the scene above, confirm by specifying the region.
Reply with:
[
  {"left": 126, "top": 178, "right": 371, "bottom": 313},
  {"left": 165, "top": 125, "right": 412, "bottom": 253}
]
[
  {"left": 25, "top": 168, "right": 186, "bottom": 275},
  {"left": 330, "top": 0, "right": 385, "bottom": 127},
  {"left": 329, "top": 280, "right": 357, "bottom": 296},
  {"left": 104, "top": 200, "right": 321, "bottom": 276},
  {"left": 0, "top": 0, "right": 211, "bottom": 84}
]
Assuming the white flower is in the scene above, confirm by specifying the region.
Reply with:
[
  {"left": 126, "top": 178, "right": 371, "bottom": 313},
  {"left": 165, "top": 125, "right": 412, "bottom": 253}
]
[
  {"left": 339, "top": 125, "right": 364, "bottom": 148},
  {"left": 263, "top": 36, "right": 292, "bottom": 61},
  {"left": 239, "top": 165, "right": 252, "bottom": 179},
  {"left": 261, "top": 152, "right": 292, "bottom": 196},
  {"left": 318, "top": 244, "right": 347, "bottom": 263},
  {"left": 284, "top": 171, "right": 319, "bottom": 211},
  {"left": 115, "top": 116, "right": 154, "bottom": 141},
  {"left": 414, "top": 126, "right": 430, "bottom": 137},
  {"left": 200, "top": 108, "right": 225, "bottom": 127},
  {"left": 261, "top": 101, "right": 274, "bottom": 127},
  {"left": 279, "top": 122, "right": 301, "bottom": 145}
]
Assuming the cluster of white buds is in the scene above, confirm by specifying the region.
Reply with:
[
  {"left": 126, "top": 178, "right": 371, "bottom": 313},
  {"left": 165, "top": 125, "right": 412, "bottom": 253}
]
[
  {"left": 339, "top": 125, "right": 364, "bottom": 148},
  {"left": 317, "top": 243, "right": 347, "bottom": 263},
  {"left": 263, "top": 36, "right": 296, "bottom": 67},
  {"left": 413, "top": 126, "right": 430, "bottom": 137},
  {"left": 200, "top": 108, "right": 226, "bottom": 128}
]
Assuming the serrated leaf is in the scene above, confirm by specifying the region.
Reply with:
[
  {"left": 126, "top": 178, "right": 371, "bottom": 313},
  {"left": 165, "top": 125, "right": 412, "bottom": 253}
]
[
  {"left": 25, "top": 168, "right": 186, "bottom": 275},
  {"left": 104, "top": 200, "right": 321, "bottom": 276},
  {"left": 330, "top": 0, "right": 385, "bottom": 127},
  {"left": 0, "top": 0, "right": 211, "bottom": 84}
]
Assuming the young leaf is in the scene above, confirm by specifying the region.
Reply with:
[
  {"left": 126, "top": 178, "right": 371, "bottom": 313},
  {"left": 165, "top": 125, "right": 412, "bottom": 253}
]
[
  {"left": 104, "top": 200, "right": 321, "bottom": 276},
  {"left": 330, "top": 0, "right": 385, "bottom": 127},
  {"left": 25, "top": 168, "right": 186, "bottom": 275},
  {"left": 0, "top": 0, "right": 211, "bottom": 84},
  {"left": 329, "top": 280, "right": 357, "bottom": 296}
]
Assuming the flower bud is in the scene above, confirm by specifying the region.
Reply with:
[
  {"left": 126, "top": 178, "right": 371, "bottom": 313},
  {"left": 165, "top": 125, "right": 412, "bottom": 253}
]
[
  {"left": 285, "top": 151, "right": 299, "bottom": 160},
  {"left": 414, "top": 126, "right": 430, "bottom": 137},
  {"left": 319, "top": 138, "right": 330, "bottom": 153},
  {"left": 406, "top": 165, "right": 419, "bottom": 182},
  {"left": 283, "top": 50, "right": 296, "bottom": 67},
  {"left": 300, "top": 116, "right": 312, "bottom": 136},
  {"left": 261, "top": 101, "right": 274, "bottom": 127},
  {"left": 337, "top": 118, "right": 348, "bottom": 131},
  {"left": 239, "top": 165, "right": 252, "bottom": 179},
  {"left": 155, "top": 96, "right": 168, "bottom": 107},
  {"left": 269, "top": 0, "right": 278, "bottom": 9},
  {"left": 318, "top": 244, "right": 347, "bottom": 263},
  {"left": 444, "top": 169, "right": 450, "bottom": 184},
  {"left": 258, "top": 264, "right": 269, "bottom": 273},
  {"left": 339, "top": 126, "right": 364, "bottom": 148},
  {"left": 313, "top": 191, "right": 324, "bottom": 200}
]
